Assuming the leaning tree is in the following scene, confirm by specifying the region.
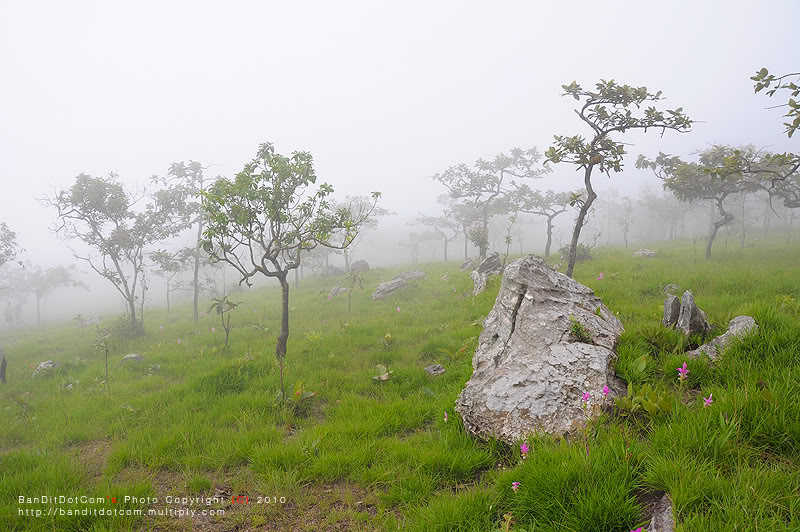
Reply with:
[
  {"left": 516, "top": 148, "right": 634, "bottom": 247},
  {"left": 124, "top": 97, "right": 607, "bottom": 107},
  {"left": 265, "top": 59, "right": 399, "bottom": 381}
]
[
  {"left": 637, "top": 145, "right": 760, "bottom": 259},
  {"left": 512, "top": 187, "right": 581, "bottom": 258},
  {"left": 433, "top": 148, "right": 549, "bottom": 261},
  {"left": 44, "top": 173, "right": 190, "bottom": 332},
  {"left": 201, "top": 142, "right": 380, "bottom": 400},
  {"left": 546, "top": 80, "right": 692, "bottom": 277}
]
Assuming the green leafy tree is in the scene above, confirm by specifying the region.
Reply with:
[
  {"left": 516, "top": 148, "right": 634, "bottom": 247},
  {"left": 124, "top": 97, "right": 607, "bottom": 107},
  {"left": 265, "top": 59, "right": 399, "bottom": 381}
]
[
  {"left": 546, "top": 80, "right": 692, "bottom": 277},
  {"left": 438, "top": 196, "right": 482, "bottom": 260},
  {"left": 512, "top": 187, "right": 580, "bottom": 257},
  {"left": 433, "top": 148, "right": 549, "bottom": 260},
  {"left": 43, "top": 173, "right": 191, "bottom": 333},
  {"left": 637, "top": 145, "right": 760, "bottom": 258},
  {"left": 209, "top": 295, "right": 239, "bottom": 348},
  {"left": 201, "top": 141, "right": 380, "bottom": 400}
]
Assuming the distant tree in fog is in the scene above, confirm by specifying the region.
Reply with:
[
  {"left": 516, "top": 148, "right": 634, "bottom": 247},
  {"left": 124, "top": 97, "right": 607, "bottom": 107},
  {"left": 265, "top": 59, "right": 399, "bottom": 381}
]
[
  {"left": 512, "top": 187, "right": 579, "bottom": 258},
  {"left": 330, "top": 196, "right": 393, "bottom": 271},
  {"left": 438, "top": 196, "right": 481, "bottom": 260},
  {"left": 546, "top": 80, "right": 692, "bottom": 277},
  {"left": 0, "top": 223, "right": 19, "bottom": 269},
  {"left": 433, "top": 147, "right": 549, "bottom": 261},
  {"left": 616, "top": 196, "right": 635, "bottom": 248},
  {"left": 153, "top": 161, "right": 218, "bottom": 324},
  {"left": 43, "top": 173, "right": 191, "bottom": 333},
  {"left": 200, "top": 141, "right": 379, "bottom": 400},
  {"left": 6, "top": 264, "right": 88, "bottom": 325},
  {"left": 637, "top": 145, "right": 760, "bottom": 259},
  {"left": 414, "top": 214, "right": 460, "bottom": 261},
  {"left": 149, "top": 248, "right": 193, "bottom": 313}
]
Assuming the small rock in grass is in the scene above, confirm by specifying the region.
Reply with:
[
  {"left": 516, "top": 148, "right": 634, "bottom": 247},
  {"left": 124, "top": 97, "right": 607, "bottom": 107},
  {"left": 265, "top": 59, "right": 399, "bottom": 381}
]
[{"left": 424, "top": 364, "right": 446, "bottom": 376}]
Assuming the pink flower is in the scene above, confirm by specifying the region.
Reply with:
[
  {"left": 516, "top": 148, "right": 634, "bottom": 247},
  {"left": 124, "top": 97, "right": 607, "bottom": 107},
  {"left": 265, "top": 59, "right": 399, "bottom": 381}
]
[
  {"left": 703, "top": 393, "right": 713, "bottom": 407},
  {"left": 677, "top": 362, "right": 689, "bottom": 380},
  {"left": 630, "top": 528, "right": 643, "bottom": 532},
  {"left": 582, "top": 391, "right": 591, "bottom": 403},
  {"left": 511, "top": 481, "right": 520, "bottom": 493},
  {"left": 396, "top": 306, "right": 401, "bottom": 312},
  {"left": 444, "top": 411, "right": 448, "bottom": 422},
  {"left": 520, "top": 443, "right": 529, "bottom": 458},
  {"left": 177, "top": 338, "right": 182, "bottom": 345},
  {"left": 602, "top": 385, "right": 609, "bottom": 397},
  {"left": 597, "top": 272, "right": 605, "bottom": 280}
]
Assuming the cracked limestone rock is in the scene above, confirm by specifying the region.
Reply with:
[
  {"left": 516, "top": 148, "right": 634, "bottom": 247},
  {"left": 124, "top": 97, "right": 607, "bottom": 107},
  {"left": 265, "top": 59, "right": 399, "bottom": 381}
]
[
  {"left": 687, "top": 316, "right": 757, "bottom": 360},
  {"left": 676, "top": 290, "right": 710, "bottom": 336},
  {"left": 371, "top": 278, "right": 407, "bottom": 300},
  {"left": 662, "top": 294, "right": 680, "bottom": 327},
  {"left": 471, "top": 270, "right": 487, "bottom": 296},
  {"left": 455, "top": 255, "right": 623, "bottom": 443},
  {"left": 649, "top": 493, "right": 675, "bottom": 532}
]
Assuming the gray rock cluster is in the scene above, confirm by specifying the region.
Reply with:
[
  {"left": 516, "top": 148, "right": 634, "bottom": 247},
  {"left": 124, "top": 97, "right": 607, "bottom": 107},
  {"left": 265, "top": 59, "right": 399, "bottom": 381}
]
[
  {"left": 455, "top": 254, "right": 624, "bottom": 443},
  {"left": 633, "top": 249, "right": 657, "bottom": 258},
  {"left": 663, "top": 290, "right": 710, "bottom": 336},
  {"left": 687, "top": 316, "right": 757, "bottom": 360},
  {"left": 121, "top": 353, "right": 144, "bottom": 363}
]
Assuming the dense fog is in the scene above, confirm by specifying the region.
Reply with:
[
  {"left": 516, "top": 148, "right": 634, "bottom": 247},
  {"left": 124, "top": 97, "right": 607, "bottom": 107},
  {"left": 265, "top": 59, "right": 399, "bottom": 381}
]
[{"left": 1, "top": 1, "right": 797, "bottom": 324}]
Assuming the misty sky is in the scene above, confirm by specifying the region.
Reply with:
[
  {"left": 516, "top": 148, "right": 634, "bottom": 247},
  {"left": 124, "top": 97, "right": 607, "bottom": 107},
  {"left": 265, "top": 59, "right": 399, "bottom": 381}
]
[{"left": 1, "top": 0, "right": 798, "bottom": 271}]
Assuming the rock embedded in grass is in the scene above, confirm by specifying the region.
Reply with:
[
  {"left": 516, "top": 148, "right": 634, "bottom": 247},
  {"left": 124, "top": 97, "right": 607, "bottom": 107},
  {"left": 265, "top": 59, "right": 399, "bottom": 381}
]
[
  {"left": 371, "top": 278, "right": 408, "bottom": 300},
  {"left": 662, "top": 295, "right": 681, "bottom": 327},
  {"left": 32, "top": 360, "right": 60, "bottom": 377},
  {"left": 477, "top": 252, "right": 503, "bottom": 275},
  {"left": 121, "top": 353, "right": 144, "bottom": 363},
  {"left": 633, "top": 248, "right": 657, "bottom": 258},
  {"left": 687, "top": 316, "right": 757, "bottom": 360},
  {"left": 676, "top": 290, "right": 711, "bottom": 336},
  {"left": 649, "top": 493, "right": 675, "bottom": 532},
  {"left": 460, "top": 257, "right": 477, "bottom": 271},
  {"left": 424, "top": 364, "right": 446, "bottom": 376},
  {"left": 455, "top": 254, "right": 624, "bottom": 443},
  {"left": 392, "top": 270, "right": 426, "bottom": 282},
  {"left": 470, "top": 271, "right": 487, "bottom": 296}
]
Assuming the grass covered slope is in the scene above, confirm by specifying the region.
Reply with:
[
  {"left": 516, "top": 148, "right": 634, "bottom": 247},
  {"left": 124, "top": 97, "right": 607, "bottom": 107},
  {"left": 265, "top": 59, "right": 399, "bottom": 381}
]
[{"left": 1, "top": 240, "right": 799, "bottom": 531}]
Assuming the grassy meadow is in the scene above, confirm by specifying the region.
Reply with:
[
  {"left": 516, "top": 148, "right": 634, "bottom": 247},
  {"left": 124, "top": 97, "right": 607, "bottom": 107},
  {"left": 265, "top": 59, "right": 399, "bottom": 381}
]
[{"left": 1, "top": 238, "right": 799, "bottom": 531}]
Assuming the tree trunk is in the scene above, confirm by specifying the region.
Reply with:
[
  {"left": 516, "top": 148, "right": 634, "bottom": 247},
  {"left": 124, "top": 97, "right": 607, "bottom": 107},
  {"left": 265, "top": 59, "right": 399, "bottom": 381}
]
[
  {"left": 463, "top": 227, "right": 468, "bottom": 259},
  {"left": 294, "top": 267, "right": 299, "bottom": 289},
  {"left": 343, "top": 249, "right": 351, "bottom": 272},
  {"left": 128, "top": 297, "right": 137, "bottom": 330},
  {"left": 544, "top": 217, "right": 554, "bottom": 258},
  {"left": 566, "top": 167, "right": 597, "bottom": 278},
  {"left": 479, "top": 206, "right": 489, "bottom": 261},
  {"left": 192, "top": 220, "right": 203, "bottom": 324},
  {"left": 36, "top": 294, "right": 41, "bottom": 325},
  {"left": 276, "top": 274, "right": 290, "bottom": 400},
  {"left": 706, "top": 198, "right": 733, "bottom": 259},
  {"left": 443, "top": 240, "right": 448, "bottom": 262}
]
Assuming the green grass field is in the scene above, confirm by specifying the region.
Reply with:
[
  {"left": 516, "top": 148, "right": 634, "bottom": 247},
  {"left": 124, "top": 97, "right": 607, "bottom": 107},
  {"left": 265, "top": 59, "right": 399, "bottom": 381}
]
[{"left": 1, "top": 239, "right": 799, "bottom": 531}]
